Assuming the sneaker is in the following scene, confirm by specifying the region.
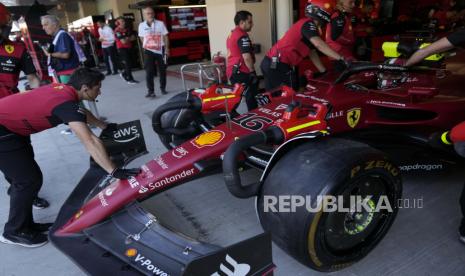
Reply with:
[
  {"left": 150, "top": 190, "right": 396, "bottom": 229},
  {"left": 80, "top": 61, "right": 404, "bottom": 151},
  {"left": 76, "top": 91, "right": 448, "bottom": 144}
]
[
  {"left": 127, "top": 80, "right": 138, "bottom": 84},
  {"left": 145, "top": 92, "right": 156, "bottom": 98},
  {"left": 0, "top": 231, "right": 48, "bottom": 248},
  {"left": 31, "top": 222, "right": 53, "bottom": 233},
  {"left": 119, "top": 73, "right": 126, "bottom": 81},
  {"left": 60, "top": 128, "right": 73, "bottom": 135},
  {"left": 112, "top": 72, "right": 119, "bottom": 75},
  {"left": 33, "top": 197, "right": 50, "bottom": 210},
  {"left": 105, "top": 72, "right": 112, "bottom": 76},
  {"left": 161, "top": 89, "right": 167, "bottom": 95}
]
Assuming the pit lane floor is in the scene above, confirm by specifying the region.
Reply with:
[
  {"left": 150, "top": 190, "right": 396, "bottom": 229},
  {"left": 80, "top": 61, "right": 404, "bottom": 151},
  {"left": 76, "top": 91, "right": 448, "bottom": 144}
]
[{"left": 0, "top": 70, "right": 464, "bottom": 276}]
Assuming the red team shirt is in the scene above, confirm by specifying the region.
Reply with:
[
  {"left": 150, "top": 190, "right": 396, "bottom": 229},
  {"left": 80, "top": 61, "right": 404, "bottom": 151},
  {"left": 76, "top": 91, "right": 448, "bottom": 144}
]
[{"left": 0, "top": 83, "right": 86, "bottom": 136}]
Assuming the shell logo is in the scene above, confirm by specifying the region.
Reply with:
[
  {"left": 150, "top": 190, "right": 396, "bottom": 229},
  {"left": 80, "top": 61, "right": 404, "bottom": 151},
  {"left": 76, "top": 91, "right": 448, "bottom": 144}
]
[
  {"left": 125, "top": 248, "right": 137, "bottom": 257},
  {"left": 191, "top": 130, "right": 225, "bottom": 148}
]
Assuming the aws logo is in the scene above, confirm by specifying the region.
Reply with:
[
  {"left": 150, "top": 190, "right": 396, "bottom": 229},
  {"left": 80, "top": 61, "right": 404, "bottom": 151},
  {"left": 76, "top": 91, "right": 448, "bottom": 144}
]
[{"left": 113, "top": 126, "right": 140, "bottom": 143}]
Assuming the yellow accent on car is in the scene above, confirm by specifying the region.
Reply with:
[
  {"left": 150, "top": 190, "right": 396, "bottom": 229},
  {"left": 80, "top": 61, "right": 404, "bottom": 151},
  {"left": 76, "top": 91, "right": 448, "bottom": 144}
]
[
  {"left": 307, "top": 210, "right": 323, "bottom": 267},
  {"left": 202, "top": 95, "right": 236, "bottom": 103},
  {"left": 441, "top": 131, "right": 452, "bottom": 145},
  {"left": 382, "top": 42, "right": 444, "bottom": 61},
  {"left": 286, "top": 120, "right": 321, "bottom": 133}
]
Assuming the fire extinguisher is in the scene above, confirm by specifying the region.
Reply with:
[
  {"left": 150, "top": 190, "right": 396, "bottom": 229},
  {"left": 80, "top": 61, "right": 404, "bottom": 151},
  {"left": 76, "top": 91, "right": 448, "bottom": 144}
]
[{"left": 213, "top": 51, "right": 227, "bottom": 84}]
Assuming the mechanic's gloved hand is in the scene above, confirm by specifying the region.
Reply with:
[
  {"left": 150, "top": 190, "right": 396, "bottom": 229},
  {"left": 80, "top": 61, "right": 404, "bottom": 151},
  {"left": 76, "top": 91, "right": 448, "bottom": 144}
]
[
  {"left": 111, "top": 168, "right": 141, "bottom": 179},
  {"left": 105, "top": 123, "right": 118, "bottom": 132},
  {"left": 101, "top": 123, "right": 118, "bottom": 138},
  {"left": 249, "top": 71, "right": 259, "bottom": 86},
  {"left": 313, "top": 70, "right": 327, "bottom": 79},
  {"left": 255, "top": 93, "right": 271, "bottom": 106}
]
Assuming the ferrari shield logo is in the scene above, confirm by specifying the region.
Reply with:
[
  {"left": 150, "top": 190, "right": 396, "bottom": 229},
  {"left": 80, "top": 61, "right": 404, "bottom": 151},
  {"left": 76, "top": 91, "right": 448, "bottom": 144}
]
[
  {"left": 191, "top": 130, "right": 225, "bottom": 148},
  {"left": 347, "top": 108, "right": 361, "bottom": 128},
  {"left": 5, "top": 44, "right": 14, "bottom": 54}
]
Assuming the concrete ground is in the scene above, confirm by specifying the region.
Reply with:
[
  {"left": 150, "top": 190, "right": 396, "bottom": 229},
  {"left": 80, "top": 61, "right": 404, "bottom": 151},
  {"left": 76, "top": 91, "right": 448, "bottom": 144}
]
[{"left": 0, "top": 69, "right": 465, "bottom": 276}]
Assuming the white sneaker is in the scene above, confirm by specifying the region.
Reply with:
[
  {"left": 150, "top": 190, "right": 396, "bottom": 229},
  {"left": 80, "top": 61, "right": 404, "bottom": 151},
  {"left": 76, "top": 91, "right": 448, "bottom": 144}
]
[{"left": 460, "top": 235, "right": 465, "bottom": 244}]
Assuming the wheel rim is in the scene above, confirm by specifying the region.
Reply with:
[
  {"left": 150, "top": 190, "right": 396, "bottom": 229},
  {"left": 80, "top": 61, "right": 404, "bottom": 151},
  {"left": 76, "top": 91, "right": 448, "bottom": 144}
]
[{"left": 323, "top": 175, "right": 394, "bottom": 253}]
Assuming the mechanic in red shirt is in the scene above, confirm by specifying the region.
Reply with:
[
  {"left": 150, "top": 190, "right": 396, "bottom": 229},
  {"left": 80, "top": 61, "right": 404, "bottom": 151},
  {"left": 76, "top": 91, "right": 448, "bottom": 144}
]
[
  {"left": 0, "top": 68, "right": 139, "bottom": 248},
  {"left": 0, "top": 3, "right": 47, "bottom": 208},
  {"left": 260, "top": 0, "right": 346, "bottom": 91},
  {"left": 0, "top": 3, "right": 40, "bottom": 99},
  {"left": 115, "top": 16, "right": 138, "bottom": 84},
  {"left": 325, "top": 0, "right": 356, "bottom": 71},
  {"left": 227, "top": 10, "right": 258, "bottom": 110}
]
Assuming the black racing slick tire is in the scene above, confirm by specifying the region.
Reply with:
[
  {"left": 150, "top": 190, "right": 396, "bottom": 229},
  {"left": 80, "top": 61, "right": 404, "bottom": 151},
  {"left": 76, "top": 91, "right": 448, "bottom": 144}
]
[
  {"left": 257, "top": 138, "right": 402, "bottom": 272},
  {"left": 155, "top": 92, "right": 202, "bottom": 150}
]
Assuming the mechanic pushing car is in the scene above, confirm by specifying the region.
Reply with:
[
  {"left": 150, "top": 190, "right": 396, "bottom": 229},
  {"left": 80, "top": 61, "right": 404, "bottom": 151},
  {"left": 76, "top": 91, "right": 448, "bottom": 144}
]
[
  {"left": 260, "top": 0, "right": 347, "bottom": 91},
  {"left": 0, "top": 3, "right": 48, "bottom": 209},
  {"left": 406, "top": 28, "right": 465, "bottom": 244},
  {"left": 326, "top": 0, "right": 357, "bottom": 71},
  {"left": 0, "top": 68, "right": 140, "bottom": 248},
  {"left": 226, "top": 10, "right": 259, "bottom": 110}
]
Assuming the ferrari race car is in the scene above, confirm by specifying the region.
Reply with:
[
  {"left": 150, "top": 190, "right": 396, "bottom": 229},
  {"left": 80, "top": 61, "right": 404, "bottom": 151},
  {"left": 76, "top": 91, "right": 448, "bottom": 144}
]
[{"left": 50, "top": 56, "right": 465, "bottom": 275}]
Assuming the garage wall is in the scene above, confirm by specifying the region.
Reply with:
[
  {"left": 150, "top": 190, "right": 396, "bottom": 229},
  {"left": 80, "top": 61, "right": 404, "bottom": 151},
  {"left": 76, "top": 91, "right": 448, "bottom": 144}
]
[{"left": 205, "top": 0, "right": 237, "bottom": 58}]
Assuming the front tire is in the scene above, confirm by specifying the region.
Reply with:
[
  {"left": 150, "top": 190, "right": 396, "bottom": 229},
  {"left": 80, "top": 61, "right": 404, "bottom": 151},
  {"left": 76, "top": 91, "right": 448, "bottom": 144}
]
[
  {"left": 154, "top": 92, "right": 202, "bottom": 149},
  {"left": 257, "top": 138, "right": 402, "bottom": 271}
]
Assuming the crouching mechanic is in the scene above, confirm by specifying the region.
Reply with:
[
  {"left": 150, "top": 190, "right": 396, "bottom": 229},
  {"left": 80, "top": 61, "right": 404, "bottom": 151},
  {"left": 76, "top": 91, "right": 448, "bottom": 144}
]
[
  {"left": 0, "top": 68, "right": 140, "bottom": 247},
  {"left": 407, "top": 28, "right": 465, "bottom": 244},
  {"left": 260, "top": 0, "right": 347, "bottom": 91},
  {"left": 435, "top": 124, "right": 465, "bottom": 244}
]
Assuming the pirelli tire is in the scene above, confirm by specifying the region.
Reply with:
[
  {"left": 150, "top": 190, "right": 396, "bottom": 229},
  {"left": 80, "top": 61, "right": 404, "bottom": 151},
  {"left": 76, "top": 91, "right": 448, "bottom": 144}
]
[
  {"left": 156, "top": 91, "right": 202, "bottom": 150},
  {"left": 257, "top": 138, "right": 402, "bottom": 272}
]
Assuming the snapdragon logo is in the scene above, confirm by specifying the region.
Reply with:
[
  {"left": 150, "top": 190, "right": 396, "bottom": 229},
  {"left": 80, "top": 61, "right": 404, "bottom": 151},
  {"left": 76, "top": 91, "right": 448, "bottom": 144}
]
[
  {"left": 399, "top": 163, "right": 443, "bottom": 172},
  {"left": 263, "top": 195, "right": 393, "bottom": 213}
]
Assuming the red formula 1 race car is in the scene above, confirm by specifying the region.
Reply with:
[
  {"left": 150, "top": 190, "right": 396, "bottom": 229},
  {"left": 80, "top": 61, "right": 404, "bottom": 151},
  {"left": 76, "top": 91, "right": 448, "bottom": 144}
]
[{"left": 50, "top": 59, "right": 465, "bottom": 275}]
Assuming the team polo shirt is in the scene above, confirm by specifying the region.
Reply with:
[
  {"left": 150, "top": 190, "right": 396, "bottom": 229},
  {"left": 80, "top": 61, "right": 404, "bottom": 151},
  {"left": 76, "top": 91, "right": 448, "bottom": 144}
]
[
  {"left": 115, "top": 27, "right": 132, "bottom": 49},
  {"left": 0, "top": 83, "right": 86, "bottom": 136},
  {"left": 0, "top": 40, "right": 36, "bottom": 98},
  {"left": 138, "top": 20, "right": 169, "bottom": 55}
]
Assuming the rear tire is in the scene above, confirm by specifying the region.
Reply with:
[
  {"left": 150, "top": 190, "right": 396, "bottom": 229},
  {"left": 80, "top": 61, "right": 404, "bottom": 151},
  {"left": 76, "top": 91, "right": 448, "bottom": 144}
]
[
  {"left": 257, "top": 138, "right": 402, "bottom": 271},
  {"left": 155, "top": 92, "right": 202, "bottom": 149}
]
